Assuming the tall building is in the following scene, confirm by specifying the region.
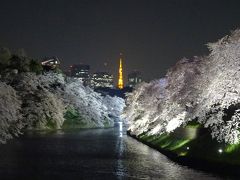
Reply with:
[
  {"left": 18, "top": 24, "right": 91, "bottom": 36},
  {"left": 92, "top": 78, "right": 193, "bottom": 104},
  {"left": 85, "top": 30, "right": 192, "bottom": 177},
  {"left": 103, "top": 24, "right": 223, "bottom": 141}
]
[
  {"left": 128, "top": 70, "right": 143, "bottom": 87},
  {"left": 91, "top": 72, "right": 114, "bottom": 88},
  {"left": 117, "top": 55, "right": 124, "bottom": 89},
  {"left": 69, "top": 64, "right": 90, "bottom": 86}
]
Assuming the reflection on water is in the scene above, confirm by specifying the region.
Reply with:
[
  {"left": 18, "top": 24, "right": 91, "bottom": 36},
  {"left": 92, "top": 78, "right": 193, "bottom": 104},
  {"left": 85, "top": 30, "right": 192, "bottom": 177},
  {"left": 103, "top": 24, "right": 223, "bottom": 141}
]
[
  {"left": 118, "top": 121, "right": 123, "bottom": 138},
  {"left": 116, "top": 122, "right": 125, "bottom": 179},
  {"left": 0, "top": 125, "right": 224, "bottom": 179}
]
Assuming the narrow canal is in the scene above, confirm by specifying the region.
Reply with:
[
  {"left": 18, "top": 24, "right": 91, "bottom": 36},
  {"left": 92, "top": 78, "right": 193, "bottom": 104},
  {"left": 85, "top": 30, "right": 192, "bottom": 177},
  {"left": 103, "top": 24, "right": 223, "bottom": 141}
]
[{"left": 0, "top": 125, "right": 226, "bottom": 179}]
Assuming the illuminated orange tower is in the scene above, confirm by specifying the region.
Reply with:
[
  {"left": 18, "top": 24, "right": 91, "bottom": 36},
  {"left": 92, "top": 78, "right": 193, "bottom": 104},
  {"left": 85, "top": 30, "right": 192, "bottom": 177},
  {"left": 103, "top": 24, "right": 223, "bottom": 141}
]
[{"left": 117, "top": 54, "right": 124, "bottom": 89}]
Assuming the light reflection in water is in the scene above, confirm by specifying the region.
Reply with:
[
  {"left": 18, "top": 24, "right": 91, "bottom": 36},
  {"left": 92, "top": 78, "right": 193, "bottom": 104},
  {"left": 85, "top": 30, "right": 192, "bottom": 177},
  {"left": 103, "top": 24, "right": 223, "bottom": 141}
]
[
  {"left": 118, "top": 121, "right": 123, "bottom": 138},
  {"left": 115, "top": 121, "right": 126, "bottom": 179},
  {"left": 113, "top": 122, "right": 221, "bottom": 180},
  {"left": 0, "top": 126, "right": 224, "bottom": 179}
]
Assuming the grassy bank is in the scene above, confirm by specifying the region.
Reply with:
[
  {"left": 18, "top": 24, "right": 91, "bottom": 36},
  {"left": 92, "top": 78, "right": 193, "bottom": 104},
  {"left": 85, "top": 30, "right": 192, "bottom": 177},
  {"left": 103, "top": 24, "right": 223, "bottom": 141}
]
[{"left": 128, "top": 123, "right": 240, "bottom": 176}]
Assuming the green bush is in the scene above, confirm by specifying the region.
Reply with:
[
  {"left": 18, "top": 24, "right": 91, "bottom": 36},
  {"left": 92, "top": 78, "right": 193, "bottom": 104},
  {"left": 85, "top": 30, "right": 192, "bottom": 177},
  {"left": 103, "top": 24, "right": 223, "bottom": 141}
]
[
  {"left": 45, "top": 117, "right": 57, "bottom": 129},
  {"left": 62, "top": 107, "right": 87, "bottom": 129}
]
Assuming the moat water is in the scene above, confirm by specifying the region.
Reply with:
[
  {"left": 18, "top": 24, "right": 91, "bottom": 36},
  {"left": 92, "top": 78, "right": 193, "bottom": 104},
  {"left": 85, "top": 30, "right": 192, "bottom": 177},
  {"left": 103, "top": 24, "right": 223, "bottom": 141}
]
[{"left": 0, "top": 124, "right": 228, "bottom": 179}]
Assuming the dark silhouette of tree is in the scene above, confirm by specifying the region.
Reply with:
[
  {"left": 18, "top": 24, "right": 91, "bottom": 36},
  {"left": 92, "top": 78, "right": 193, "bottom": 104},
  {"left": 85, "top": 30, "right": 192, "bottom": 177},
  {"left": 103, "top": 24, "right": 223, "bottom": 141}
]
[
  {"left": 29, "top": 59, "right": 43, "bottom": 74},
  {"left": 0, "top": 47, "right": 11, "bottom": 72},
  {"left": 8, "top": 55, "right": 30, "bottom": 72}
]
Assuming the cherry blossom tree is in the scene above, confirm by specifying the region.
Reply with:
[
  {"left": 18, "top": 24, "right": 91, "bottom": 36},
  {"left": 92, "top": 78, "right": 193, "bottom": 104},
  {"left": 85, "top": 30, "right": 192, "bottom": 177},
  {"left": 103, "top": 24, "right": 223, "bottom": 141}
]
[
  {"left": 124, "top": 29, "right": 240, "bottom": 144},
  {"left": 0, "top": 82, "right": 23, "bottom": 143},
  {"left": 0, "top": 71, "right": 125, "bottom": 143}
]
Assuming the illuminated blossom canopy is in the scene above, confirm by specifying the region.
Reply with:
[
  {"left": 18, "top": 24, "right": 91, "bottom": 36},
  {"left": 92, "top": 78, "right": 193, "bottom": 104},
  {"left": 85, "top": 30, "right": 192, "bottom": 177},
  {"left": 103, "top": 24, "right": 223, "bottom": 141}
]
[
  {"left": 0, "top": 72, "right": 125, "bottom": 143},
  {"left": 123, "top": 29, "right": 240, "bottom": 144}
]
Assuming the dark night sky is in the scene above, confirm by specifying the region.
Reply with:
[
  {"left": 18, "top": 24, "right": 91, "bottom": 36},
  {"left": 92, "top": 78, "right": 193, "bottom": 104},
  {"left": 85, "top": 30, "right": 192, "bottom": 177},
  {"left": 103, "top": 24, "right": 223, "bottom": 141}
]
[{"left": 0, "top": 0, "right": 240, "bottom": 83}]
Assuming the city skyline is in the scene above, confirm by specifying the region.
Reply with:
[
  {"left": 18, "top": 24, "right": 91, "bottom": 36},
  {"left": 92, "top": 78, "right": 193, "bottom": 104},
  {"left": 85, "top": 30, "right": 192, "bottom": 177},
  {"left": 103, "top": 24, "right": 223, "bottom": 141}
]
[
  {"left": 67, "top": 58, "right": 142, "bottom": 88},
  {"left": 1, "top": 0, "right": 240, "bottom": 82}
]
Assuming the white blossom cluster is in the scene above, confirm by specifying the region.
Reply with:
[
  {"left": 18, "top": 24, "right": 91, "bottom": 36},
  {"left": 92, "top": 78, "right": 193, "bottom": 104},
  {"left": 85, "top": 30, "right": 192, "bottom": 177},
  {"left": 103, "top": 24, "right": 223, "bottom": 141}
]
[
  {"left": 0, "top": 82, "right": 23, "bottom": 143},
  {"left": 62, "top": 78, "right": 117, "bottom": 127},
  {"left": 103, "top": 95, "right": 125, "bottom": 120},
  {"left": 123, "top": 29, "right": 240, "bottom": 144},
  {"left": 0, "top": 72, "right": 125, "bottom": 143}
]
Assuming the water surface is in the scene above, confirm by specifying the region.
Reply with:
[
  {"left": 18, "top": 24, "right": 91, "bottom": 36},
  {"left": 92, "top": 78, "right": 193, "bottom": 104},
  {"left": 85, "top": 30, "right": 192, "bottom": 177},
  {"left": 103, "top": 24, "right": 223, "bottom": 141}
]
[{"left": 0, "top": 125, "right": 225, "bottom": 179}]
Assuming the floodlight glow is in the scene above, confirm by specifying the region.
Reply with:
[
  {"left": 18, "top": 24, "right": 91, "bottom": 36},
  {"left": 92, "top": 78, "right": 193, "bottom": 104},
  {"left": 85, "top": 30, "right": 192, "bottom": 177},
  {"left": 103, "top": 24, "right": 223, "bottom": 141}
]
[{"left": 218, "top": 148, "right": 223, "bottom": 154}]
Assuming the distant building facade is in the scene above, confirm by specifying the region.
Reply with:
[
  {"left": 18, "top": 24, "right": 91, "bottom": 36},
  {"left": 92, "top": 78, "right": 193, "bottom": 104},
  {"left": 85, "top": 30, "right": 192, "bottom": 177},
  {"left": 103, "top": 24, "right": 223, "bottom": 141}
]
[
  {"left": 41, "top": 57, "right": 60, "bottom": 70},
  {"left": 91, "top": 72, "right": 114, "bottom": 88},
  {"left": 69, "top": 64, "right": 90, "bottom": 86},
  {"left": 128, "top": 71, "right": 143, "bottom": 87}
]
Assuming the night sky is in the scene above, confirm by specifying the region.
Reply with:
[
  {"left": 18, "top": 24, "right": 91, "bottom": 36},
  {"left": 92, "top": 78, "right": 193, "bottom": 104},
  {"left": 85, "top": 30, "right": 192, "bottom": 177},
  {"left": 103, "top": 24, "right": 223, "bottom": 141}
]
[{"left": 0, "top": 0, "right": 240, "bottom": 82}]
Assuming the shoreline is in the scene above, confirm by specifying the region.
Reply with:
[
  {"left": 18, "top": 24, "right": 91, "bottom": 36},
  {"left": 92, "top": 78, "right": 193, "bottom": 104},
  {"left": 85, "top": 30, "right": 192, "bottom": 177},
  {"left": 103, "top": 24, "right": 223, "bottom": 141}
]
[{"left": 127, "top": 130, "right": 240, "bottom": 178}]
